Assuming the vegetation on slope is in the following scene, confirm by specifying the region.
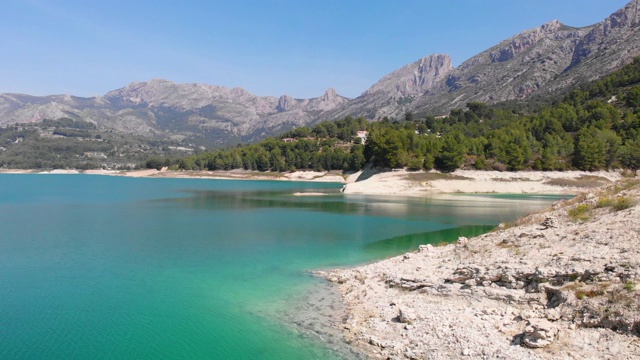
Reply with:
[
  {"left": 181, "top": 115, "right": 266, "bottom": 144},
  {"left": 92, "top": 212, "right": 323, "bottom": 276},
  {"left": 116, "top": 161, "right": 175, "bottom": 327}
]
[
  {"left": 1, "top": 58, "right": 639, "bottom": 172},
  {"left": 158, "top": 58, "right": 640, "bottom": 173},
  {"left": 0, "top": 118, "right": 195, "bottom": 170}
]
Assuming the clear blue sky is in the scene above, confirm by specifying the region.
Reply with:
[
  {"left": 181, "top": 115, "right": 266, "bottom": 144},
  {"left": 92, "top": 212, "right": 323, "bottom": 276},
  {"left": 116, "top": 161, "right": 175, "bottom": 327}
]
[{"left": 0, "top": 0, "right": 631, "bottom": 99}]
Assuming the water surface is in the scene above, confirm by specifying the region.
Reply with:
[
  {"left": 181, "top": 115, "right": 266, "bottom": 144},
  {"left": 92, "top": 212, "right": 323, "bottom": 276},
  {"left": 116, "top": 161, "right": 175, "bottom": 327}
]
[{"left": 0, "top": 175, "right": 564, "bottom": 359}]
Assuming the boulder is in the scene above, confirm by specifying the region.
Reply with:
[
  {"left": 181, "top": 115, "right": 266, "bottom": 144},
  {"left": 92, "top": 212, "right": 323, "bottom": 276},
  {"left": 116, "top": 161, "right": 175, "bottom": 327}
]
[
  {"left": 398, "top": 307, "right": 416, "bottom": 324},
  {"left": 457, "top": 236, "right": 469, "bottom": 245},
  {"left": 522, "top": 318, "right": 558, "bottom": 348}
]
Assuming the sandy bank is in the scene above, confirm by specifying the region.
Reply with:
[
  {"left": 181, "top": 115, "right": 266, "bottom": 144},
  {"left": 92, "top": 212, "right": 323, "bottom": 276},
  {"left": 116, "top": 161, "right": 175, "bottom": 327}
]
[
  {"left": 0, "top": 168, "right": 347, "bottom": 183},
  {"left": 1, "top": 168, "right": 630, "bottom": 197},
  {"left": 342, "top": 169, "right": 622, "bottom": 195},
  {"left": 319, "top": 178, "right": 640, "bottom": 359}
]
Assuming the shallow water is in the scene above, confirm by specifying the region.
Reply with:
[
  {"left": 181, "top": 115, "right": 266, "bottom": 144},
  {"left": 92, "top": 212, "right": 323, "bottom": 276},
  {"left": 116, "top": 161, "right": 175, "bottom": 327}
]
[{"left": 0, "top": 175, "right": 565, "bottom": 359}]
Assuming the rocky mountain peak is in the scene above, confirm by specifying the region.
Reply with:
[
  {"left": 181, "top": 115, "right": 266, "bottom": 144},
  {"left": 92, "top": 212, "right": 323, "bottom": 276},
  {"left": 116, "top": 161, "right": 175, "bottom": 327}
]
[
  {"left": 540, "top": 19, "right": 564, "bottom": 32},
  {"left": 321, "top": 87, "right": 338, "bottom": 102},
  {"left": 567, "top": 0, "right": 640, "bottom": 72},
  {"left": 602, "top": 0, "right": 639, "bottom": 32},
  {"left": 362, "top": 54, "right": 453, "bottom": 98},
  {"left": 489, "top": 20, "right": 566, "bottom": 63},
  {"left": 277, "top": 95, "right": 295, "bottom": 112}
]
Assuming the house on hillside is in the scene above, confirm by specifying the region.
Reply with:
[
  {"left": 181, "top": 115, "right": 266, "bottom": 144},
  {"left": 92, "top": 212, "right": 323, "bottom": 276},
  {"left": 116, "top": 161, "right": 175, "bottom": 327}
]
[{"left": 356, "top": 131, "right": 368, "bottom": 144}]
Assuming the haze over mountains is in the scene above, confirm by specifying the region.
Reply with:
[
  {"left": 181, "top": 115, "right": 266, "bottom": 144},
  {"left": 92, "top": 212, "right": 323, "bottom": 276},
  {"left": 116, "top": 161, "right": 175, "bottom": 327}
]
[{"left": 1, "top": 0, "right": 639, "bottom": 147}]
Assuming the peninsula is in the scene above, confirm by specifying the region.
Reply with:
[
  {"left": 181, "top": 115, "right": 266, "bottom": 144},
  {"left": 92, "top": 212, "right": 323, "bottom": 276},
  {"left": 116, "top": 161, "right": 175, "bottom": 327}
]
[{"left": 318, "top": 177, "right": 640, "bottom": 359}]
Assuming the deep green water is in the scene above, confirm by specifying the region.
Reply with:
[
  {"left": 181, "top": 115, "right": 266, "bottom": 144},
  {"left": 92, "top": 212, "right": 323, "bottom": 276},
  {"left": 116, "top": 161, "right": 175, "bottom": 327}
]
[{"left": 0, "top": 175, "right": 565, "bottom": 359}]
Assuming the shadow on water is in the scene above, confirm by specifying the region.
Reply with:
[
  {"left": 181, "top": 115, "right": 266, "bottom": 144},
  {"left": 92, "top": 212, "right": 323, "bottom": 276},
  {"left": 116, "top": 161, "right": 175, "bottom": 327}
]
[{"left": 363, "top": 225, "right": 495, "bottom": 255}]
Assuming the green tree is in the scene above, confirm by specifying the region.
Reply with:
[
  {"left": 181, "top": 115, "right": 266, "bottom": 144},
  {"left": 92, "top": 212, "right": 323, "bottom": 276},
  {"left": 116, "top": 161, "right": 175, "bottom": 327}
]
[
  {"left": 574, "top": 127, "right": 607, "bottom": 171},
  {"left": 436, "top": 133, "right": 466, "bottom": 172},
  {"left": 620, "top": 137, "right": 640, "bottom": 170}
]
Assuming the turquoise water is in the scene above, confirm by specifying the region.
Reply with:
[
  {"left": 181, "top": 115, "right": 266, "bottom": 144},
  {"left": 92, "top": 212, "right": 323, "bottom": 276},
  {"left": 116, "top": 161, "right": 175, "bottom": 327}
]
[{"left": 0, "top": 175, "right": 564, "bottom": 359}]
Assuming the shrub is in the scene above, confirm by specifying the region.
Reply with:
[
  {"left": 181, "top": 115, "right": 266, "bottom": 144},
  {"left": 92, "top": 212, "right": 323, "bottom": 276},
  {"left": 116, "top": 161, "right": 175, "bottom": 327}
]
[
  {"left": 406, "top": 157, "right": 423, "bottom": 171},
  {"left": 596, "top": 197, "right": 614, "bottom": 208},
  {"left": 474, "top": 156, "right": 486, "bottom": 170},
  {"left": 623, "top": 282, "right": 636, "bottom": 292},
  {"left": 613, "top": 197, "right": 635, "bottom": 211},
  {"left": 490, "top": 161, "right": 508, "bottom": 172},
  {"left": 568, "top": 204, "right": 591, "bottom": 221}
]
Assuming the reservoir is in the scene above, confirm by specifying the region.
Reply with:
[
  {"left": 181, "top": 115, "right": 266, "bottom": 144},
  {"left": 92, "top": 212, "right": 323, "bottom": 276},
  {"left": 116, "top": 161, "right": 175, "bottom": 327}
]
[{"left": 0, "top": 174, "right": 564, "bottom": 359}]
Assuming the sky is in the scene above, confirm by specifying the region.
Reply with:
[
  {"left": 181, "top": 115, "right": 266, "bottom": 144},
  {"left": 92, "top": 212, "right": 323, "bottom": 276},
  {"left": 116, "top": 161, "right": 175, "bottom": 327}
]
[{"left": 0, "top": 0, "right": 631, "bottom": 99}]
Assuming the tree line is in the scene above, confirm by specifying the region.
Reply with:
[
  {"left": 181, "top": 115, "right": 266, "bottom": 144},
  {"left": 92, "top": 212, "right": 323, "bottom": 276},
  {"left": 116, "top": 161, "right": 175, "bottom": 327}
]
[{"left": 155, "top": 57, "right": 640, "bottom": 173}]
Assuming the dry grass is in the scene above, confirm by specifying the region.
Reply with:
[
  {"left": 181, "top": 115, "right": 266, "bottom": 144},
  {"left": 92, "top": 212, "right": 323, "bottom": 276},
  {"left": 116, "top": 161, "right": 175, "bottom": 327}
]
[
  {"left": 596, "top": 197, "right": 615, "bottom": 208},
  {"left": 490, "top": 177, "right": 532, "bottom": 182},
  {"left": 563, "top": 282, "right": 610, "bottom": 300},
  {"left": 404, "top": 172, "right": 472, "bottom": 181},
  {"left": 615, "top": 178, "right": 640, "bottom": 192}
]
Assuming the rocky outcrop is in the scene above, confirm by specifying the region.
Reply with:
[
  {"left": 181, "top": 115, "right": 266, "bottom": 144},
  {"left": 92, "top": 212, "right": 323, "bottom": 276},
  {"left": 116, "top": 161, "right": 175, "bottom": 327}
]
[
  {"left": 489, "top": 20, "right": 564, "bottom": 63},
  {"left": 362, "top": 54, "right": 453, "bottom": 98},
  {"left": 277, "top": 95, "right": 295, "bottom": 112},
  {"left": 320, "top": 178, "right": 640, "bottom": 359},
  {"left": 522, "top": 319, "right": 558, "bottom": 348}
]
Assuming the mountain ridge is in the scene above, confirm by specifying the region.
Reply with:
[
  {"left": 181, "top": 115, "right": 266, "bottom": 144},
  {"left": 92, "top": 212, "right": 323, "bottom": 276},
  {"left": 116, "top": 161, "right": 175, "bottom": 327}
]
[
  {"left": 0, "top": 79, "right": 349, "bottom": 146},
  {"left": 0, "top": 0, "right": 638, "bottom": 146},
  {"left": 322, "top": 0, "right": 640, "bottom": 119}
]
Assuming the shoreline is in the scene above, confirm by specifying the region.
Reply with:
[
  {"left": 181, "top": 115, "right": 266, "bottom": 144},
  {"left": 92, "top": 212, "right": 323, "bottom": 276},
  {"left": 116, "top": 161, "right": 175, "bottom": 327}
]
[
  {"left": 0, "top": 168, "right": 348, "bottom": 183},
  {"left": 0, "top": 168, "right": 629, "bottom": 195},
  {"left": 318, "top": 178, "right": 640, "bottom": 359}
]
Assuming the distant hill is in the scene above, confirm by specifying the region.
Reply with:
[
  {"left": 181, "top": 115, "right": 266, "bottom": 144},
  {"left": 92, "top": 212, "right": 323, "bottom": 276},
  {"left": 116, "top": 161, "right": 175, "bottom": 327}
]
[{"left": 0, "top": 80, "right": 348, "bottom": 148}]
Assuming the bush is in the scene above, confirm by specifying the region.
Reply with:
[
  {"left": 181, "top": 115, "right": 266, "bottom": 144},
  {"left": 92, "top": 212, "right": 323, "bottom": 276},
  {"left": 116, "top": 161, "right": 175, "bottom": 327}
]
[
  {"left": 568, "top": 204, "right": 591, "bottom": 221},
  {"left": 613, "top": 197, "right": 635, "bottom": 211},
  {"left": 407, "top": 157, "right": 423, "bottom": 171},
  {"left": 596, "top": 197, "right": 614, "bottom": 208}
]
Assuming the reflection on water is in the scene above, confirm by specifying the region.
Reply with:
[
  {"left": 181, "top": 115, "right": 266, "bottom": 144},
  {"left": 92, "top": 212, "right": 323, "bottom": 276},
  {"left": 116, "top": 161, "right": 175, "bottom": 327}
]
[{"left": 165, "top": 189, "right": 569, "bottom": 226}]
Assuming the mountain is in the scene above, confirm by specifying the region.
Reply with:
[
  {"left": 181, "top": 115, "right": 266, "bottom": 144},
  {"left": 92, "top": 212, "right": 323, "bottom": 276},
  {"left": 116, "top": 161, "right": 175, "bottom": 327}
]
[
  {"left": 321, "top": 54, "right": 454, "bottom": 120},
  {"left": 322, "top": 0, "right": 640, "bottom": 119},
  {"left": 0, "top": 80, "right": 348, "bottom": 147},
  {"left": 0, "top": 1, "right": 638, "bottom": 146}
]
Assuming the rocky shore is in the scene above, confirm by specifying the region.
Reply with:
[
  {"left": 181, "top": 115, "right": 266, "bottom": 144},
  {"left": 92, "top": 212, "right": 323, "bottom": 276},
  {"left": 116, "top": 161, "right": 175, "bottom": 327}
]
[{"left": 318, "top": 178, "right": 640, "bottom": 359}]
